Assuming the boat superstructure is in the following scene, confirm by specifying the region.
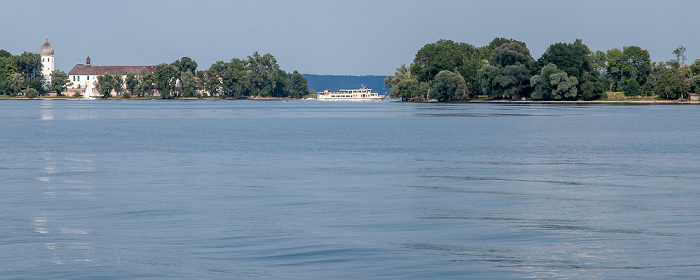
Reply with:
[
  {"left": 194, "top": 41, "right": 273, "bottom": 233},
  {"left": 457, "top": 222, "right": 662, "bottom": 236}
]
[{"left": 317, "top": 87, "right": 385, "bottom": 101}]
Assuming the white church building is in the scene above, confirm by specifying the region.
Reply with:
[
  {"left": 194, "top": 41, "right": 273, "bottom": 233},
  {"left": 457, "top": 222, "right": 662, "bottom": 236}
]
[
  {"left": 40, "top": 37, "right": 54, "bottom": 85},
  {"left": 40, "top": 37, "right": 155, "bottom": 98},
  {"left": 67, "top": 56, "right": 155, "bottom": 98}
]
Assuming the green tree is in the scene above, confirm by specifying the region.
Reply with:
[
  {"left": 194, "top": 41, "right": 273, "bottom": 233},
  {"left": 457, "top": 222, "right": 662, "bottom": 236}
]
[
  {"left": 621, "top": 46, "right": 651, "bottom": 84},
  {"left": 656, "top": 68, "right": 690, "bottom": 100},
  {"left": 579, "top": 71, "right": 604, "bottom": 100},
  {"left": 498, "top": 64, "right": 530, "bottom": 99},
  {"left": 690, "top": 75, "right": 700, "bottom": 94},
  {"left": 549, "top": 72, "right": 578, "bottom": 100},
  {"left": 478, "top": 41, "right": 533, "bottom": 99},
  {"left": 203, "top": 70, "right": 221, "bottom": 97},
  {"left": 411, "top": 40, "right": 479, "bottom": 88},
  {"left": 385, "top": 64, "right": 423, "bottom": 101},
  {"left": 244, "top": 52, "right": 279, "bottom": 97},
  {"left": 605, "top": 48, "right": 624, "bottom": 91},
  {"left": 290, "top": 71, "right": 308, "bottom": 98},
  {"left": 95, "top": 73, "right": 123, "bottom": 99},
  {"left": 477, "top": 65, "right": 502, "bottom": 98},
  {"left": 537, "top": 39, "right": 592, "bottom": 81},
  {"left": 430, "top": 70, "right": 468, "bottom": 102},
  {"left": 137, "top": 68, "right": 156, "bottom": 97},
  {"left": 13, "top": 52, "right": 44, "bottom": 92},
  {"left": 489, "top": 42, "right": 534, "bottom": 68},
  {"left": 690, "top": 59, "right": 700, "bottom": 76},
  {"left": 49, "top": 70, "right": 71, "bottom": 96},
  {"left": 125, "top": 73, "right": 139, "bottom": 96},
  {"left": 174, "top": 57, "right": 198, "bottom": 74},
  {"left": 9, "top": 73, "right": 25, "bottom": 96},
  {"left": 624, "top": 78, "right": 640, "bottom": 97},
  {"left": 154, "top": 63, "right": 178, "bottom": 98},
  {"left": 672, "top": 46, "right": 687, "bottom": 66},
  {"left": 217, "top": 58, "right": 246, "bottom": 98},
  {"left": 0, "top": 52, "right": 15, "bottom": 94},
  {"left": 180, "top": 71, "right": 197, "bottom": 97},
  {"left": 531, "top": 63, "right": 578, "bottom": 100}
]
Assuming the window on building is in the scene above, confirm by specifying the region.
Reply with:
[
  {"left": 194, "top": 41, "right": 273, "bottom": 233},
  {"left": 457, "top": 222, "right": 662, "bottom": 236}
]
[
  {"left": 87, "top": 76, "right": 89, "bottom": 80},
  {"left": 73, "top": 76, "right": 75, "bottom": 81},
  {"left": 77, "top": 76, "right": 80, "bottom": 81}
]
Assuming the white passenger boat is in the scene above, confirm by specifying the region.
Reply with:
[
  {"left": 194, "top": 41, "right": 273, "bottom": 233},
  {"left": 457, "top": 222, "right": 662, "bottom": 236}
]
[{"left": 317, "top": 87, "right": 385, "bottom": 101}]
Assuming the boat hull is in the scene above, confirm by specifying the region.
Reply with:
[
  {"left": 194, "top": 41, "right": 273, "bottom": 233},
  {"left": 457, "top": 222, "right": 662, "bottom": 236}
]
[{"left": 317, "top": 96, "right": 385, "bottom": 102}]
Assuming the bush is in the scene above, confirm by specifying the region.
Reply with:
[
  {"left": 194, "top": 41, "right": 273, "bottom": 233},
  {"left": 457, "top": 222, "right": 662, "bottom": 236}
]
[
  {"left": 24, "top": 88, "right": 39, "bottom": 98},
  {"left": 122, "top": 91, "right": 131, "bottom": 99}
]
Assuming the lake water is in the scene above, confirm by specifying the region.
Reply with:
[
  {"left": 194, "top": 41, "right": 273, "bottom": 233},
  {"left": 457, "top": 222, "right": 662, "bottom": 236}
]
[{"left": 1, "top": 100, "right": 699, "bottom": 279}]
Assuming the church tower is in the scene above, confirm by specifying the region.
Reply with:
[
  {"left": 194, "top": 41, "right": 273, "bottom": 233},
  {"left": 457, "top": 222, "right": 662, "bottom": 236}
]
[{"left": 40, "top": 36, "right": 55, "bottom": 85}]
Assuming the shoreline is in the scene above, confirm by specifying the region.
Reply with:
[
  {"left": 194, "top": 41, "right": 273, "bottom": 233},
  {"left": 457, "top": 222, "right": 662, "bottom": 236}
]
[{"left": 2, "top": 96, "right": 699, "bottom": 104}]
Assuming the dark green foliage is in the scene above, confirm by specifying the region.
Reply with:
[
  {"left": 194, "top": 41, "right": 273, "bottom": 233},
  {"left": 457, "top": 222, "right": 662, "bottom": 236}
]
[
  {"left": 204, "top": 52, "right": 306, "bottom": 98},
  {"left": 125, "top": 73, "right": 138, "bottom": 96},
  {"left": 50, "top": 70, "right": 71, "bottom": 96},
  {"left": 478, "top": 41, "right": 533, "bottom": 99},
  {"left": 95, "top": 73, "right": 123, "bottom": 99},
  {"left": 386, "top": 64, "right": 422, "bottom": 100},
  {"left": 24, "top": 88, "right": 38, "bottom": 98},
  {"left": 579, "top": 72, "right": 604, "bottom": 100},
  {"left": 477, "top": 65, "right": 501, "bottom": 98},
  {"left": 624, "top": 78, "right": 640, "bottom": 97},
  {"left": 531, "top": 63, "right": 578, "bottom": 100},
  {"left": 174, "top": 57, "right": 198, "bottom": 74},
  {"left": 656, "top": 68, "right": 689, "bottom": 100},
  {"left": 499, "top": 64, "right": 530, "bottom": 99},
  {"left": 137, "top": 68, "right": 156, "bottom": 97},
  {"left": 690, "top": 59, "right": 700, "bottom": 76},
  {"left": 622, "top": 46, "right": 651, "bottom": 85},
  {"left": 290, "top": 71, "right": 308, "bottom": 98},
  {"left": 11, "top": 52, "right": 44, "bottom": 93},
  {"left": 0, "top": 52, "right": 13, "bottom": 94},
  {"left": 430, "top": 70, "right": 468, "bottom": 102},
  {"left": 180, "top": 71, "right": 196, "bottom": 98},
  {"left": 410, "top": 39, "right": 483, "bottom": 93},
  {"left": 489, "top": 42, "right": 534, "bottom": 69},
  {"left": 538, "top": 39, "right": 592, "bottom": 81}
]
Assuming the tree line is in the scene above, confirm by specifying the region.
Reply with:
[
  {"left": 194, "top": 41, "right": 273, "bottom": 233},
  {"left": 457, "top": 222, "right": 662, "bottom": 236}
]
[
  {"left": 385, "top": 38, "right": 700, "bottom": 101},
  {"left": 0, "top": 49, "right": 309, "bottom": 99},
  {"left": 1, "top": 50, "right": 49, "bottom": 97}
]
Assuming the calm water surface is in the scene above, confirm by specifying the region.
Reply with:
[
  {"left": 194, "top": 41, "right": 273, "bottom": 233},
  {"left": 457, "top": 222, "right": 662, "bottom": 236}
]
[{"left": 1, "top": 100, "right": 699, "bottom": 279}]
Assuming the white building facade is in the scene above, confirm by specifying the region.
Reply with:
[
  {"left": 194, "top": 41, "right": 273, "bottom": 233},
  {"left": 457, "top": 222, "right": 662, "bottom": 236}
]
[
  {"left": 68, "top": 56, "right": 155, "bottom": 98},
  {"left": 40, "top": 37, "right": 54, "bottom": 86}
]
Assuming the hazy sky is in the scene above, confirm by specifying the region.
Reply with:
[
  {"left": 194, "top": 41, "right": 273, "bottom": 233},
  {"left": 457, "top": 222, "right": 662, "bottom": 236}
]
[{"left": 2, "top": 0, "right": 699, "bottom": 75}]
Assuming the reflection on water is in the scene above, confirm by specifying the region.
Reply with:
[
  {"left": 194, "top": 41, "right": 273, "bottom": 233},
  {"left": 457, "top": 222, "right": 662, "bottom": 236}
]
[{"left": 1, "top": 101, "right": 700, "bottom": 279}]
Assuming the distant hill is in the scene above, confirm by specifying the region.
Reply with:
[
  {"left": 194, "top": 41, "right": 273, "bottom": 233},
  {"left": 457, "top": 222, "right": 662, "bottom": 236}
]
[{"left": 302, "top": 74, "right": 391, "bottom": 95}]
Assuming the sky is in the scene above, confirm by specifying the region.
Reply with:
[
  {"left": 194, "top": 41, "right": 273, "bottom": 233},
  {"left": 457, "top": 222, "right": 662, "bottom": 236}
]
[{"left": 2, "top": 0, "right": 699, "bottom": 76}]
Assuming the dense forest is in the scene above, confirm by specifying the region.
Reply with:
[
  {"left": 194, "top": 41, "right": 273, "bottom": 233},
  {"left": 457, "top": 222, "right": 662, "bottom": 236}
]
[
  {"left": 0, "top": 50, "right": 309, "bottom": 99},
  {"left": 385, "top": 38, "right": 700, "bottom": 101}
]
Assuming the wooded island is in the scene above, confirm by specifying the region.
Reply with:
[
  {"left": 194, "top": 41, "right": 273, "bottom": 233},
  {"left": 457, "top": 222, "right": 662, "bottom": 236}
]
[
  {"left": 385, "top": 38, "right": 700, "bottom": 102},
  {"left": 0, "top": 50, "right": 309, "bottom": 99}
]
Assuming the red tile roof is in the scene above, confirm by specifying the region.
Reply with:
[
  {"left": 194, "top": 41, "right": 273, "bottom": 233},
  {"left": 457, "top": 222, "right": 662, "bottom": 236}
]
[{"left": 68, "top": 64, "right": 155, "bottom": 76}]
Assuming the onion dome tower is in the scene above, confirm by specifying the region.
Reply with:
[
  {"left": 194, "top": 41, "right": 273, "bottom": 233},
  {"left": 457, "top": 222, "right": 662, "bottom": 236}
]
[{"left": 40, "top": 36, "right": 55, "bottom": 85}]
